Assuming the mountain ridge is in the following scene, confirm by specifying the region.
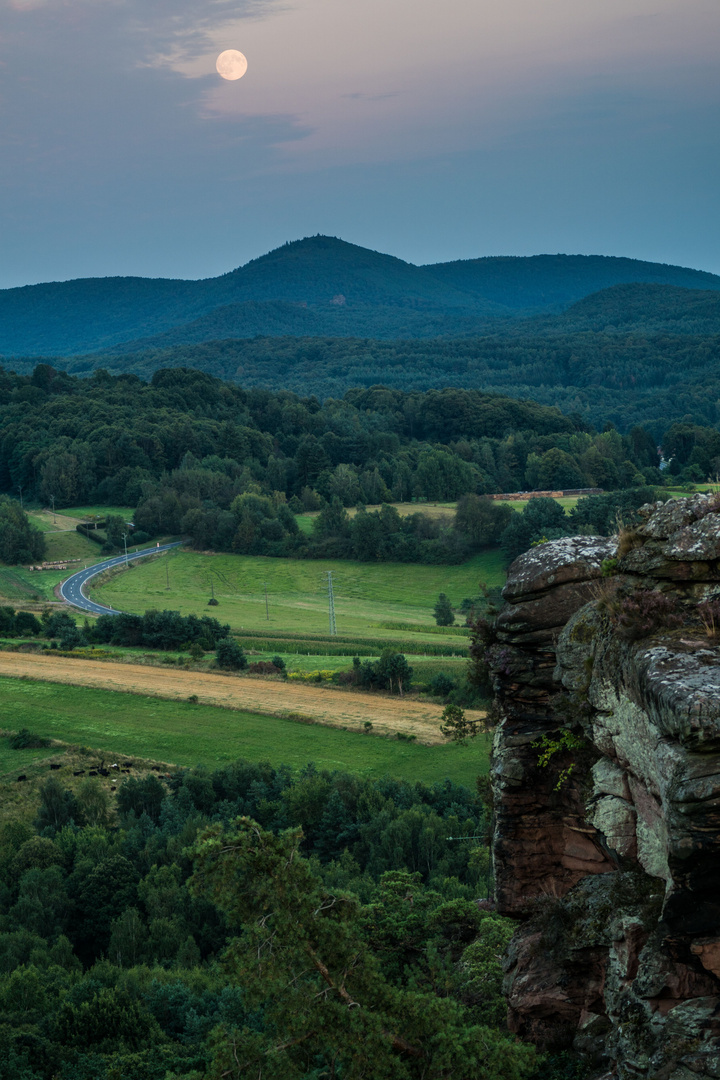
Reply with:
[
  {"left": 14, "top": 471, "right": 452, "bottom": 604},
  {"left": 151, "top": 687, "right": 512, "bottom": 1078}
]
[{"left": 1, "top": 235, "right": 719, "bottom": 357}]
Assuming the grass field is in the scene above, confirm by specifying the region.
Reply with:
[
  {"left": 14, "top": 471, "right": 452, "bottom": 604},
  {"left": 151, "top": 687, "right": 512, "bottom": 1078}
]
[
  {"left": 0, "top": 565, "right": 68, "bottom": 604},
  {"left": 43, "top": 530, "right": 104, "bottom": 563},
  {"left": 296, "top": 497, "right": 583, "bottom": 536},
  {"left": 91, "top": 549, "right": 504, "bottom": 642},
  {"left": 0, "top": 653, "right": 479, "bottom": 743},
  {"left": 296, "top": 502, "right": 458, "bottom": 534},
  {"left": 666, "top": 484, "right": 719, "bottom": 498},
  {"left": 0, "top": 676, "right": 489, "bottom": 786},
  {"left": 23, "top": 505, "right": 137, "bottom": 567},
  {"left": 0, "top": 567, "right": 45, "bottom": 604},
  {"left": 494, "top": 495, "right": 581, "bottom": 513},
  {"left": 49, "top": 505, "right": 135, "bottom": 521}
]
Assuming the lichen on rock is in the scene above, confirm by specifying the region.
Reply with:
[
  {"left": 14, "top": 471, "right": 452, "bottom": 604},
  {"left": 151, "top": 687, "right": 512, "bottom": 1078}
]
[{"left": 490, "top": 496, "right": 720, "bottom": 1079}]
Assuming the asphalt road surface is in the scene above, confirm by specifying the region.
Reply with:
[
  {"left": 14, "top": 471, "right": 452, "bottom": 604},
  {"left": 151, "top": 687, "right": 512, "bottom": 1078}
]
[{"left": 59, "top": 542, "right": 184, "bottom": 616}]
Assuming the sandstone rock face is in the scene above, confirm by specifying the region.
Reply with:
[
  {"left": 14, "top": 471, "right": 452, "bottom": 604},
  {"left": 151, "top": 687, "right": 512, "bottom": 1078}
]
[{"left": 490, "top": 496, "right": 720, "bottom": 1079}]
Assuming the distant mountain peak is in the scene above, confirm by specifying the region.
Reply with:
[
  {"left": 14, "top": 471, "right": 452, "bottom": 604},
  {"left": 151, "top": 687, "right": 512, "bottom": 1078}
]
[
  {"left": 1, "top": 238, "right": 719, "bottom": 357},
  {"left": 230, "top": 234, "right": 412, "bottom": 277}
]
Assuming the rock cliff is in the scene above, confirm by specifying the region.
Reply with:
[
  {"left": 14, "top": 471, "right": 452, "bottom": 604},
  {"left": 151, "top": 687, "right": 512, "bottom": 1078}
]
[{"left": 488, "top": 495, "right": 720, "bottom": 1079}]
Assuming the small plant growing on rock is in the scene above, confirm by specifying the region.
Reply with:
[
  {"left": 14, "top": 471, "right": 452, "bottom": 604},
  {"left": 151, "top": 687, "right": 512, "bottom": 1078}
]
[
  {"left": 698, "top": 598, "right": 720, "bottom": 640},
  {"left": 616, "top": 526, "right": 644, "bottom": 559},
  {"left": 534, "top": 730, "right": 586, "bottom": 791},
  {"left": 616, "top": 587, "right": 683, "bottom": 641},
  {"left": 467, "top": 614, "right": 497, "bottom": 696}
]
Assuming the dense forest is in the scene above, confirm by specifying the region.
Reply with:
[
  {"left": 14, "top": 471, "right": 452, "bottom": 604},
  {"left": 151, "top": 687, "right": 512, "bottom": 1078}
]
[
  {"left": 0, "top": 758, "right": 563, "bottom": 1080},
  {"left": 0, "top": 364, "right": 684, "bottom": 509},
  {"left": 12, "top": 318, "right": 718, "bottom": 433},
  {"left": 1, "top": 362, "right": 701, "bottom": 565}
]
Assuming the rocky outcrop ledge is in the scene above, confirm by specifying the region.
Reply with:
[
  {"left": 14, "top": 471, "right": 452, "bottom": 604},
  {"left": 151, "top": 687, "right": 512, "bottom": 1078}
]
[{"left": 489, "top": 495, "right": 720, "bottom": 1079}]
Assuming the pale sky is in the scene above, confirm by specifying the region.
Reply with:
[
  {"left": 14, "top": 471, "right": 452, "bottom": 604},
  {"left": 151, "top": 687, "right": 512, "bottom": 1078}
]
[{"left": 1, "top": 0, "right": 719, "bottom": 287}]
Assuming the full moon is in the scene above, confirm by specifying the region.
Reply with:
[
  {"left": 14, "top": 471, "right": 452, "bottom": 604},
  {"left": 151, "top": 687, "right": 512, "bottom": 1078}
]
[{"left": 216, "top": 50, "right": 248, "bottom": 81}]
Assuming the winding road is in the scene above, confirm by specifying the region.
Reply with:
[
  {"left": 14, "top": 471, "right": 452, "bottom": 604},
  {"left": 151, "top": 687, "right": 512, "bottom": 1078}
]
[{"left": 59, "top": 542, "right": 184, "bottom": 616}]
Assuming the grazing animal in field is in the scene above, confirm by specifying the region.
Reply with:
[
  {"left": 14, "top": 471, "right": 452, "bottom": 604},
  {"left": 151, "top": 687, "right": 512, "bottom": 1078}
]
[
  {"left": 16, "top": 775, "right": 26, "bottom": 782},
  {"left": 50, "top": 763, "right": 61, "bottom": 770}
]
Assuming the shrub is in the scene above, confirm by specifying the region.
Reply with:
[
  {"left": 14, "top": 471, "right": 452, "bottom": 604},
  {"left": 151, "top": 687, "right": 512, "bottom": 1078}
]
[
  {"left": 698, "top": 598, "right": 720, "bottom": 639},
  {"left": 59, "top": 627, "right": 86, "bottom": 651},
  {"left": 215, "top": 637, "right": 248, "bottom": 670},
  {"left": 440, "top": 704, "right": 481, "bottom": 743},
  {"left": 616, "top": 588, "right": 684, "bottom": 641},
  {"left": 13, "top": 610, "right": 42, "bottom": 636},
  {"left": 429, "top": 672, "right": 456, "bottom": 699},
  {"left": 8, "top": 729, "right": 50, "bottom": 749},
  {"left": 0, "top": 496, "right": 46, "bottom": 564},
  {"left": 43, "top": 611, "right": 77, "bottom": 639}
]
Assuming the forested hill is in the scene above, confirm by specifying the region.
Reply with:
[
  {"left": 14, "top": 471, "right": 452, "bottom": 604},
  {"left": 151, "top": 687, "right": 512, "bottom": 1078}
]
[
  {"left": 18, "top": 319, "right": 719, "bottom": 432},
  {"left": 425, "top": 253, "right": 720, "bottom": 310},
  {"left": 557, "top": 282, "right": 720, "bottom": 334},
  {"left": 2, "top": 235, "right": 719, "bottom": 356}
]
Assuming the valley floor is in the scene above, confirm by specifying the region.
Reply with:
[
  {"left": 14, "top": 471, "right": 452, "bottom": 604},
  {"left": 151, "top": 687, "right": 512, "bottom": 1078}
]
[{"left": 0, "top": 651, "right": 482, "bottom": 744}]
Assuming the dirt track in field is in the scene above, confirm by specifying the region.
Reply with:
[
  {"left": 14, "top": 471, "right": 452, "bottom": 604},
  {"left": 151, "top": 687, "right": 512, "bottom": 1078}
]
[{"left": 0, "top": 652, "right": 483, "bottom": 744}]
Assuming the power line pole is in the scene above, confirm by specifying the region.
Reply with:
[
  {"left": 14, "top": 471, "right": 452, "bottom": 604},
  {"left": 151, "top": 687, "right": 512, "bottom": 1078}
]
[
  {"left": 264, "top": 582, "right": 269, "bottom": 621},
  {"left": 165, "top": 557, "right": 170, "bottom": 590},
  {"left": 122, "top": 532, "right": 129, "bottom": 565},
  {"left": 326, "top": 571, "right": 337, "bottom": 636},
  {"left": 50, "top": 494, "right": 55, "bottom": 524}
]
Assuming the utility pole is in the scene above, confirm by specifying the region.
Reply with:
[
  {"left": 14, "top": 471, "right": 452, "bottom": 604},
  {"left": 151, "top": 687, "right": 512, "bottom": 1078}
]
[
  {"left": 326, "top": 571, "right": 337, "bottom": 636},
  {"left": 264, "top": 582, "right": 269, "bottom": 621},
  {"left": 50, "top": 494, "right": 55, "bottom": 524},
  {"left": 122, "top": 532, "right": 129, "bottom": 565},
  {"left": 17, "top": 484, "right": 23, "bottom": 510},
  {"left": 165, "top": 557, "right": 170, "bottom": 590}
]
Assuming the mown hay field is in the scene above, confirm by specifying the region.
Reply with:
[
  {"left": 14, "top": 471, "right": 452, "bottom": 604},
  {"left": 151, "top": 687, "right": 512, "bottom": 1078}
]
[
  {"left": 0, "top": 674, "right": 489, "bottom": 786},
  {"left": 25, "top": 509, "right": 83, "bottom": 533},
  {"left": 296, "top": 495, "right": 581, "bottom": 535},
  {"left": 91, "top": 549, "right": 504, "bottom": 642},
  {"left": 0, "top": 652, "right": 479, "bottom": 744}
]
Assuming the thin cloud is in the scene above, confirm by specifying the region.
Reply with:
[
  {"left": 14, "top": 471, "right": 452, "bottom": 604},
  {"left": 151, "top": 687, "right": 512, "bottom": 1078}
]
[
  {"left": 3, "top": 0, "right": 285, "bottom": 67},
  {"left": 341, "top": 91, "right": 401, "bottom": 102}
]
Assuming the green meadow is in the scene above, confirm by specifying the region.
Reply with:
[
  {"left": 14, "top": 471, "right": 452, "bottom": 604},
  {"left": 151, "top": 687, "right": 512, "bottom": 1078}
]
[
  {"left": 0, "top": 677, "right": 489, "bottom": 786},
  {"left": 91, "top": 548, "right": 505, "bottom": 643}
]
